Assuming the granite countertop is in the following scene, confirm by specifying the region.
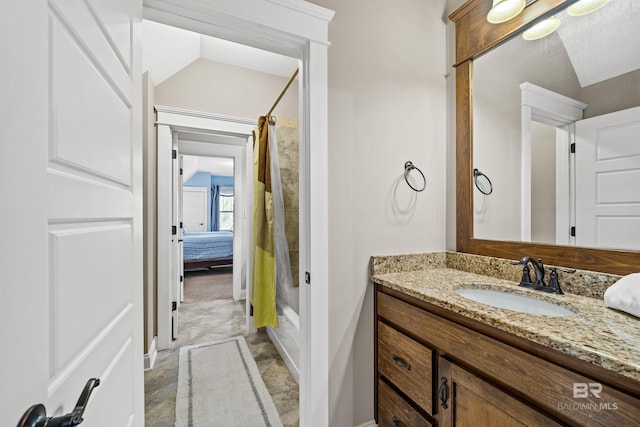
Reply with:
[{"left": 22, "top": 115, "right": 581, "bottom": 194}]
[{"left": 372, "top": 267, "right": 640, "bottom": 382}]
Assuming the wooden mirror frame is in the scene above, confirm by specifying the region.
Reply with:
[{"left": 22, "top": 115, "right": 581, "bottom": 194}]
[{"left": 450, "top": 0, "right": 640, "bottom": 275}]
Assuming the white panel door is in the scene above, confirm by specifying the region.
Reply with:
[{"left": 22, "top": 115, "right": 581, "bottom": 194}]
[
  {"left": 575, "top": 106, "right": 640, "bottom": 250},
  {"left": 183, "top": 187, "right": 208, "bottom": 231},
  {"left": 171, "top": 140, "right": 181, "bottom": 335},
  {"left": 179, "top": 156, "right": 185, "bottom": 301},
  {"left": 0, "top": 1, "right": 144, "bottom": 426},
  {"left": 156, "top": 126, "right": 174, "bottom": 349}
]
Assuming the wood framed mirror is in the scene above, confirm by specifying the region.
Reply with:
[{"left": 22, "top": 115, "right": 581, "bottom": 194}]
[{"left": 450, "top": 0, "right": 640, "bottom": 275}]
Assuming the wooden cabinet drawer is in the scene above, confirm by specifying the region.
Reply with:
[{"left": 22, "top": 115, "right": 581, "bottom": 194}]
[
  {"left": 378, "top": 379, "right": 434, "bottom": 427},
  {"left": 378, "top": 290, "right": 640, "bottom": 427},
  {"left": 378, "top": 321, "right": 434, "bottom": 415}
]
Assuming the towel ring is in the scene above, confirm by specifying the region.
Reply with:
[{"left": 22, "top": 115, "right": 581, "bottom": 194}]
[
  {"left": 404, "top": 161, "right": 426, "bottom": 192},
  {"left": 473, "top": 168, "right": 493, "bottom": 195}
]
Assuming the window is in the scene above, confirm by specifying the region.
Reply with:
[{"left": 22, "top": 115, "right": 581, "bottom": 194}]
[{"left": 219, "top": 186, "right": 234, "bottom": 231}]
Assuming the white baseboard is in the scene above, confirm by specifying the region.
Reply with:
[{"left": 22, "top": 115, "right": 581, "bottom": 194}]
[
  {"left": 247, "top": 315, "right": 257, "bottom": 333},
  {"left": 143, "top": 336, "right": 158, "bottom": 371},
  {"left": 354, "top": 421, "right": 376, "bottom": 427},
  {"left": 266, "top": 326, "right": 299, "bottom": 384}
]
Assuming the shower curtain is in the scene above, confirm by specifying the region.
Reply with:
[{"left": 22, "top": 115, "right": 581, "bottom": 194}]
[{"left": 252, "top": 116, "right": 293, "bottom": 328}]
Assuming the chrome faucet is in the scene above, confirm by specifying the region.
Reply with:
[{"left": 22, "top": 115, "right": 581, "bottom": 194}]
[{"left": 510, "top": 257, "right": 576, "bottom": 294}]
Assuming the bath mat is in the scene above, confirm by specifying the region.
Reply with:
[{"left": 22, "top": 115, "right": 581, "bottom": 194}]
[{"left": 175, "top": 336, "right": 283, "bottom": 427}]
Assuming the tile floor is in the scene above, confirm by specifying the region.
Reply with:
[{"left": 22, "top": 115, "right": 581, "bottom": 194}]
[{"left": 144, "top": 274, "right": 299, "bottom": 426}]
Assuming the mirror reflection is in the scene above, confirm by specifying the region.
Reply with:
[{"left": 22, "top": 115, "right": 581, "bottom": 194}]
[{"left": 473, "top": 0, "right": 640, "bottom": 251}]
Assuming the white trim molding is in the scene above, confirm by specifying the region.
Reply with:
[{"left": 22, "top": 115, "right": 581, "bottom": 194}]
[
  {"left": 267, "top": 0, "right": 336, "bottom": 23},
  {"left": 519, "top": 82, "right": 587, "bottom": 242},
  {"left": 155, "top": 105, "right": 257, "bottom": 126},
  {"left": 156, "top": 107, "right": 255, "bottom": 350},
  {"left": 520, "top": 82, "right": 588, "bottom": 127},
  {"left": 144, "top": 336, "right": 158, "bottom": 371},
  {"left": 156, "top": 105, "right": 257, "bottom": 137}
]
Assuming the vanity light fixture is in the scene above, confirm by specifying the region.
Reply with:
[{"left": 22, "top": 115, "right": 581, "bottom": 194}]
[
  {"left": 567, "top": 0, "right": 610, "bottom": 16},
  {"left": 522, "top": 16, "right": 561, "bottom": 40},
  {"left": 487, "top": 0, "right": 526, "bottom": 24}
]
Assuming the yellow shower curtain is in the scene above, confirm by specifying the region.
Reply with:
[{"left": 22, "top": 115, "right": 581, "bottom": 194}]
[{"left": 252, "top": 116, "right": 279, "bottom": 328}]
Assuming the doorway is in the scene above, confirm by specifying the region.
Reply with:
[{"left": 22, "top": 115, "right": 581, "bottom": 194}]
[
  {"left": 143, "top": 2, "right": 333, "bottom": 424},
  {"left": 181, "top": 154, "right": 235, "bottom": 304},
  {"left": 179, "top": 131, "right": 251, "bottom": 305},
  {"left": 151, "top": 109, "right": 302, "bottom": 424},
  {"left": 156, "top": 108, "right": 254, "bottom": 340}
]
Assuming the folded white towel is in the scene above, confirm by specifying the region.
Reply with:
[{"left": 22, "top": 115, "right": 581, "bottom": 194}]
[{"left": 604, "top": 273, "right": 640, "bottom": 319}]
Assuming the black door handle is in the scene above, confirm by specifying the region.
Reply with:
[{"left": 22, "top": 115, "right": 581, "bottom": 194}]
[
  {"left": 17, "top": 378, "right": 100, "bottom": 427},
  {"left": 439, "top": 376, "right": 449, "bottom": 409}
]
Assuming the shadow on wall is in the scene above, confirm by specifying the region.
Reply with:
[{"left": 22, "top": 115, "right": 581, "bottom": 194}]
[{"left": 387, "top": 164, "right": 427, "bottom": 225}]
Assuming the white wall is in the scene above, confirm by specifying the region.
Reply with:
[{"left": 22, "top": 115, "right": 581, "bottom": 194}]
[
  {"left": 155, "top": 58, "right": 298, "bottom": 119},
  {"left": 311, "top": 0, "right": 448, "bottom": 424},
  {"left": 142, "top": 72, "right": 157, "bottom": 353},
  {"left": 531, "top": 121, "right": 556, "bottom": 244},
  {"left": 445, "top": 0, "right": 465, "bottom": 251}
]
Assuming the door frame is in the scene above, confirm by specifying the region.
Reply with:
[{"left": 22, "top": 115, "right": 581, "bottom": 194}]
[
  {"left": 145, "top": 1, "right": 333, "bottom": 424},
  {"left": 156, "top": 106, "right": 254, "bottom": 346},
  {"left": 519, "top": 82, "right": 587, "bottom": 242},
  {"left": 178, "top": 125, "right": 251, "bottom": 304}
]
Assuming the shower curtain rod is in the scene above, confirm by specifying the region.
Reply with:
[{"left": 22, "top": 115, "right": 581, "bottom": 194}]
[{"left": 266, "top": 67, "right": 299, "bottom": 117}]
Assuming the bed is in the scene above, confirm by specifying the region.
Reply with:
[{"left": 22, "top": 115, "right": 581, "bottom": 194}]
[{"left": 183, "top": 230, "right": 233, "bottom": 270}]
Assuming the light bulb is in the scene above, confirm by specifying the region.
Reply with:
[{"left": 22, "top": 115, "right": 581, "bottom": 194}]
[
  {"left": 523, "top": 16, "right": 561, "bottom": 41},
  {"left": 567, "top": 0, "right": 610, "bottom": 17},
  {"left": 487, "top": 0, "right": 526, "bottom": 24}
]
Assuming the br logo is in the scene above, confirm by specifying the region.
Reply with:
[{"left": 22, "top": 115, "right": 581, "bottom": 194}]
[{"left": 573, "top": 383, "right": 602, "bottom": 398}]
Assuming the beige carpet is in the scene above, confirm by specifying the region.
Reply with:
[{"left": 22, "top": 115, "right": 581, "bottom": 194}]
[{"left": 183, "top": 267, "right": 233, "bottom": 303}]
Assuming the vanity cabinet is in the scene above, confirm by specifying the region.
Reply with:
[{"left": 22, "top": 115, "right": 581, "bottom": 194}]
[
  {"left": 375, "top": 285, "right": 640, "bottom": 427},
  {"left": 438, "top": 358, "right": 561, "bottom": 427}
]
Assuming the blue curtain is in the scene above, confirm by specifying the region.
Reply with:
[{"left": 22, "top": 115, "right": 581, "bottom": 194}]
[{"left": 210, "top": 185, "right": 220, "bottom": 231}]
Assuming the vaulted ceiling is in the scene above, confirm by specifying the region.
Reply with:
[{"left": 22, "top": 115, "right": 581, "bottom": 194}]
[
  {"left": 182, "top": 155, "right": 234, "bottom": 182},
  {"left": 142, "top": 19, "right": 299, "bottom": 85},
  {"left": 143, "top": 20, "right": 298, "bottom": 181},
  {"left": 555, "top": 0, "right": 640, "bottom": 87}
]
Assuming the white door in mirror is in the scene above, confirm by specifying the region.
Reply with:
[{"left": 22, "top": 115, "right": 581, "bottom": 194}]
[{"left": 575, "top": 105, "right": 640, "bottom": 250}]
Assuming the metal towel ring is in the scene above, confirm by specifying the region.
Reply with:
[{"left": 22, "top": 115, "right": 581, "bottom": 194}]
[
  {"left": 473, "top": 168, "right": 493, "bottom": 195},
  {"left": 404, "top": 161, "right": 426, "bottom": 192}
]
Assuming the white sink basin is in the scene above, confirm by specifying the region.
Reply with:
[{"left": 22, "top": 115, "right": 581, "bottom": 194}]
[{"left": 455, "top": 288, "right": 576, "bottom": 317}]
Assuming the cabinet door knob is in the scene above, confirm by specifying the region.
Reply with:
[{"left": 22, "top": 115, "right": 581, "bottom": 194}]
[
  {"left": 17, "top": 378, "right": 100, "bottom": 427},
  {"left": 392, "top": 354, "right": 411, "bottom": 371},
  {"left": 391, "top": 415, "right": 401, "bottom": 427},
  {"left": 439, "top": 376, "right": 449, "bottom": 409}
]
